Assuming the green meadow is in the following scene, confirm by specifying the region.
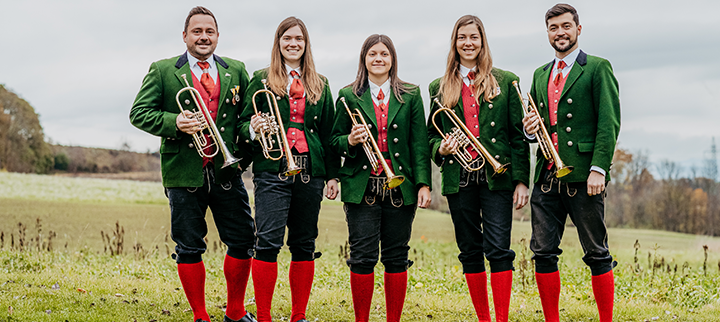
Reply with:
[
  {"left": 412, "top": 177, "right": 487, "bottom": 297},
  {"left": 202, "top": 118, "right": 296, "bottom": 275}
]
[{"left": 1, "top": 172, "right": 719, "bottom": 321}]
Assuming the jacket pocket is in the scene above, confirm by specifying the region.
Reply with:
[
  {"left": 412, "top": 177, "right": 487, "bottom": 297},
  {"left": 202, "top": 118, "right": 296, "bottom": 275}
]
[
  {"left": 160, "top": 140, "right": 180, "bottom": 154},
  {"left": 578, "top": 142, "right": 595, "bottom": 153}
]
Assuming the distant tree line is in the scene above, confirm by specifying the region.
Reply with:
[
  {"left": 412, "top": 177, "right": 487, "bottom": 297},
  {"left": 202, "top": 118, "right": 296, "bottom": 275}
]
[{"left": 606, "top": 147, "right": 720, "bottom": 236}]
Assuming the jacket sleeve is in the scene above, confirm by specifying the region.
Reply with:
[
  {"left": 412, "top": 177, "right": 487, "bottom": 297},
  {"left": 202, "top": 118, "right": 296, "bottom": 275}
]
[
  {"left": 319, "top": 80, "right": 340, "bottom": 179},
  {"left": 591, "top": 59, "right": 621, "bottom": 174},
  {"left": 129, "top": 62, "right": 179, "bottom": 138},
  {"left": 238, "top": 71, "right": 264, "bottom": 147},
  {"left": 409, "top": 88, "right": 432, "bottom": 189},
  {"left": 507, "top": 76, "right": 531, "bottom": 186},
  {"left": 426, "top": 81, "right": 447, "bottom": 167}
]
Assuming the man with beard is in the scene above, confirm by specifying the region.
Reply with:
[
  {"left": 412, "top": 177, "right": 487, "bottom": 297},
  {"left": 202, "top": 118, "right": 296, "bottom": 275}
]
[
  {"left": 130, "top": 6, "right": 256, "bottom": 322},
  {"left": 522, "top": 3, "right": 620, "bottom": 322}
]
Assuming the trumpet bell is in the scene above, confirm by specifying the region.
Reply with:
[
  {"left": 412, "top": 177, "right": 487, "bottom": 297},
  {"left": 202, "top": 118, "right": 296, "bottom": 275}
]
[
  {"left": 282, "top": 166, "right": 303, "bottom": 177},
  {"left": 384, "top": 175, "right": 405, "bottom": 189},
  {"left": 556, "top": 166, "right": 574, "bottom": 178},
  {"left": 491, "top": 163, "right": 510, "bottom": 178},
  {"left": 221, "top": 154, "right": 242, "bottom": 169}
]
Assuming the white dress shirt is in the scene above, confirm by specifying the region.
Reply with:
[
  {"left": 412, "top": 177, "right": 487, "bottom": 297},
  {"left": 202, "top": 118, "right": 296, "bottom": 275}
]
[
  {"left": 369, "top": 79, "right": 390, "bottom": 106},
  {"left": 186, "top": 52, "right": 218, "bottom": 83},
  {"left": 459, "top": 64, "right": 476, "bottom": 87}
]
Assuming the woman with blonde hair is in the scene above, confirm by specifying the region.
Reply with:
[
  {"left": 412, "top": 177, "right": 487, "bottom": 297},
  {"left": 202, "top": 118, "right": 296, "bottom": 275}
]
[
  {"left": 427, "top": 15, "right": 530, "bottom": 322},
  {"left": 238, "top": 16, "right": 339, "bottom": 322}
]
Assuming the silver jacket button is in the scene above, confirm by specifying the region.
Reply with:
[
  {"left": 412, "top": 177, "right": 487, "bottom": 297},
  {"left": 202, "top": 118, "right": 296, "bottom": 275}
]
[
  {"left": 490, "top": 121, "right": 495, "bottom": 127},
  {"left": 566, "top": 127, "right": 571, "bottom": 133},
  {"left": 368, "top": 124, "right": 372, "bottom": 129},
  {"left": 222, "top": 113, "right": 227, "bottom": 118},
  {"left": 394, "top": 153, "right": 400, "bottom": 157},
  {"left": 540, "top": 102, "right": 544, "bottom": 107},
  {"left": 220, "top": 127, "right": 225, "bottom": 132},
  {"left": 310, "top": 129, "right": 314, "bottom": 133},
  {"left": 276, "top": 96, "right": 282, "bottom": 100},
  {"left": 185, "top": 99, "right": 190, "bottom": 105},
  {"left": 449, "top": 160, "right": 454, "bottom": 164},
  {"left": 491, "top": 138, "right": 496, "bottom": 143},
  {"left": 567, "top": 141, "right": 573, "bottom": 147},
  {"left": 567, "top": 113, "right": 573, "bottom": 119},
  {"left": 567, "top": 98, "right": 573, "bottom": 104},
  {"left": 392, "top": 124, "right": 398, "bottom": 129},
  {"left": 314, "top": 116, "right": 318, "bottom": 120},
  {"left": 488, "top": 104, "right": 493, "bottom": 109},
  {"left": 362, "top": 165, "right": 368, "bottom": 170},
  {"left": 398, "top": 166, "right": 403, "bottom": 171},
  {"left": 494, "top": 155, "right": 500, "bottom": 160},
  {"left": 188, "top": 143, "right": 194, "bottom": 148},
  {"left": 226, "top": 98, "right": 230, "bottom": 104},
  {"left": 393, "top": 138, "right": 398, "bottom": 143}
]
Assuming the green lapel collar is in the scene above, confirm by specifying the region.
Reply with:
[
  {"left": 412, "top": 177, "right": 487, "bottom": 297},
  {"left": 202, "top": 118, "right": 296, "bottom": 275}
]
[
  {"left": 538, "top": 61, "right": 553, "bottom": 111},
  {"left": 215, "top": 55, "right": 232, "bottom": 111},
  {"left": 387, "top": 90, "right": 403, "bottom": 126},
  {"left": 358, "top": 88, "right": 377, "bottom": 129},
  {"left": 561, "top": 50, "right": 587, "bottom": 99},
  {"left": 174, "top": 53, "right": 192, "bottom": 88}
]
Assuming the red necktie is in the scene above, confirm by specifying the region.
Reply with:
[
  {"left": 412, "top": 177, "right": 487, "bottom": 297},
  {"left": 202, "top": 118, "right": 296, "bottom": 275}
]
[
  {"left": 553, "top": 60, "right": 567, "bottom": 86},
  {"left": 197, "top": 61, "right": 215, "bottom": 95},
  {"left": 289, "top": 70, "right": 304, "bottom": 100},
  {"left": 377, "top": 89, "right": 386, "bottom": 110},
  {"left": 467, "top": 70, "right": 476, "bottom": 94}
]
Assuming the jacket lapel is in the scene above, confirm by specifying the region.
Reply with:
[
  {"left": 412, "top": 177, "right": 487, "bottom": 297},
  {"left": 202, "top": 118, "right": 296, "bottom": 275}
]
[
  {"left": 387, "top": 90, "right": 403, "bottom": 126},
  {"left": 358, "top": 89, "right": 377, "bottom": 129},
  {"left": 538, "top": 61, "right": 553, "bottom": 111},
  {"left": 215, "top": 56, "right": 232, "bottom": 111},
  {"left": 561, "top": 50, "right": 586, "bottom": 99},
  {"left": 174, "top": 53, "right": 192, "bottom": 88}
]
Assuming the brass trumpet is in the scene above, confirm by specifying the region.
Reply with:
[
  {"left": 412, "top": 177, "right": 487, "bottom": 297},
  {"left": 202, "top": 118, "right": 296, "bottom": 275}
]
[
  {"left": 339, "top": 97, "right": 405, "bottom": 190},
  {"left": 512, "top": 81, "right": 573, "bottom": 178},
  {"left": 431, "top": 98, "right": 509, "bottom": 177},
  {"left": 175, "top": 74, "right": 241, "bottom": 169},
  {"left": 251, "top": 79, "right": 303, "bottom": 177}
]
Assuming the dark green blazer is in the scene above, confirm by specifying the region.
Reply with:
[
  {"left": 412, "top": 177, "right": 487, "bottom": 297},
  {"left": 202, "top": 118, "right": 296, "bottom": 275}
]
[
  {"left": 428, "top": 68, "right": 530, "bottom": 195},
  {"left": 130, "top": 53, "right": 251, "bottom": 188},
  {"left": 529, "top": 50, "right": 620, "bottom": 183},
  {"left": 330, "top": 84, "right": 432, "bottom": 205},
  {"left": 238, "top": 69, "right": 339, "bottom": 179}
]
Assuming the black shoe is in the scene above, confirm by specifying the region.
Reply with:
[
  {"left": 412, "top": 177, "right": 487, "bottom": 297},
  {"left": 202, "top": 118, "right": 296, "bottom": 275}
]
[{"left": 224, "top": 312, "right": 257, "bottom": 322}]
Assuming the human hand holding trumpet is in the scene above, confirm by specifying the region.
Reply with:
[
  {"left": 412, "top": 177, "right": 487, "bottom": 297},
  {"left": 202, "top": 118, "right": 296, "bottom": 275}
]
[
  {"left": 347, "top": 124, "right": 369, "bottom": 146},
  {"left": 438, "top": 134, "right": 460, "bottom": 156},
  {"left": 176, "top": 110, "right": 203, "bottom": 135}
]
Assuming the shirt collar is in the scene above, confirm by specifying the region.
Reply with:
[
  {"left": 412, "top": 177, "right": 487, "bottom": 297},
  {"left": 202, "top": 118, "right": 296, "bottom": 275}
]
[
  {"left": 459, "top": 64, "right": 476, "bottom": 78},
  {"left": 187, "top": 52, "right": 216, "bottom": 70},
  {"left": 554, "top": 47, "right": 580, "bottom": 70},
  {"left": 369, "top": 79, "right": 391, "bottom": 101},
  {"left": 286, "top": 64, "right": 301, "bottom": 77}
]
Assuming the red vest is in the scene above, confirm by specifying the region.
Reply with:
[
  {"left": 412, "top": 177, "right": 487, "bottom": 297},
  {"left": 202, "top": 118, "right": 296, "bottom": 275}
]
[
  {"left": 191, "top": 72, "right": 220, "bottom": 167},
  {"left": 546, "top": 68, "right": 568, "bottom": 169},
  {"left": 371, "top": 100, "right": 393, "bottom": 176},
  {"left": 287, "top": 95, "right": 309, "bottom": 153},
  {"left": 460, "top": 83, "right": 480, "bottom": 159}
]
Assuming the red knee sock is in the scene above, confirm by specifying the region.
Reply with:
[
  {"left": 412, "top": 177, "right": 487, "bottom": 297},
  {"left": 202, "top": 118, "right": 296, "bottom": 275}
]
[
  {"left": 224, "top": 255, "right": 252, "bottom": 321},
  {"left": 535, "top": 271, "right": 561, "bottom": 322},
  {"left": 252, "top": 259, "right": 278, "bottom": 322},
  {"left": 591, "top": 270, "right": 615, "bottom": 322},
  {"left": 350, "top": 272, "right": 374, "bottom": 322},
  {"left": 384, "top": 271, "right": 407, "bottom": 322},
  {"left": 178, "top": 262, "right": 210, "bottom": 322},
  {"left": 465, "top": 272, "right": 491, "bottom": 322},
  {"left": 490, "top": 270, "right": 513, "bottom": 322},
  {"left": 289, "top": 261, "right": 315, "bottom": 322}
]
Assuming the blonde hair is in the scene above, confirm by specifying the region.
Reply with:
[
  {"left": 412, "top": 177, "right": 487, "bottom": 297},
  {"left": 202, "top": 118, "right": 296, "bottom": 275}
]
[
  {"left": 438, "top": 15, "right": 498, "bottom": 107},
  {"left": 265, "top": 17, "right": 324, "bottom": 104}
]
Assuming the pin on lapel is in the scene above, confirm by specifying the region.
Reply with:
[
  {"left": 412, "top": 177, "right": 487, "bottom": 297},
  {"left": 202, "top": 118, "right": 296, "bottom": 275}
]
[
  {"left": 225, "top": 73, "right": 231, "bottom": 77},
  {"left": 496, "top": 87, "right": 502, "bottom": 95}
]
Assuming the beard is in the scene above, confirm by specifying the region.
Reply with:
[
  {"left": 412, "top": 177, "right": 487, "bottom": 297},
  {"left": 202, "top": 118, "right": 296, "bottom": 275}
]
[{"left": 551, "top": 35, "right": 577, "bottom": 53}]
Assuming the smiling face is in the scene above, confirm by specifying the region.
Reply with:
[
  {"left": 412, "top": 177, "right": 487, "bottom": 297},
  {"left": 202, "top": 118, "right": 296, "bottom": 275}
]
[
  {"left": 547, "top": 12, "right": 581, "bottom": 56},
  {"left": 183, "top": 14, "right": 218, "bottom": 61},
  {"left": 456, "top": 23, "right": 482, "bottom": 68},
  {"left": 280, "top": 25, "right": 305, "bottom": 69},
  {"left": 365, "top": 42, "right": 392, "bottom": 85}
]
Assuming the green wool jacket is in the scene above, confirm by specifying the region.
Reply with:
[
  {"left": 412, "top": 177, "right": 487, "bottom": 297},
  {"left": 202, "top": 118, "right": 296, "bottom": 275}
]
[
  {"left": 237, "top": 69, "right": 339, "bottom": 179},
  {"left": 130, "top": 53, "right": 251, "bottom": 187},
  {"left": 330, "top": 85, "right": 432, "bottom": 205},
  {"left": 529, "top": 50, "right": 621, "bottom": 183},
  {"left": 428, "top": 68, "right": 530, "bottom": 195}
]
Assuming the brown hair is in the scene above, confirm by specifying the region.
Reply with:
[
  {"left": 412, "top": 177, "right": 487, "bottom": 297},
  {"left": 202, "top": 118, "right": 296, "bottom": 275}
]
[
  {"left": 184, "top": 6, "right": 217, "bottom": 33},
  {"left": 545, "top": 3, "right": 579, "bottom": 26},
  {"left": 438, "top": 15, "right": 498, "bottom": 107},
  {"left": 349, "top": 34, "right": 413, "bottom": 103},
  {"left": 265, "top": 17, "right": 324, "bottom": 105}
]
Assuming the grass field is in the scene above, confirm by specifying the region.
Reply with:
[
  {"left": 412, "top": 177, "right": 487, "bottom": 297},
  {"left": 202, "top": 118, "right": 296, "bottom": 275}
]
[{"left": 1, "top": 172, "right": 720, "bottom": 321}]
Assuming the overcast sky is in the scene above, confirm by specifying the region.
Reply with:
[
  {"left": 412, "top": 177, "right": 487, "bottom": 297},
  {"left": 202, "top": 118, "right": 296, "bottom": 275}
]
[{"left": 2, "top": 0, "right": 720, "bottom": 175}]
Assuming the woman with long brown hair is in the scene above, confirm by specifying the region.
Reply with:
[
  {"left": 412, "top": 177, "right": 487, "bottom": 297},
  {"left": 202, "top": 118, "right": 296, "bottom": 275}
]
[
  {"left": 427, "top": 15, "right": 530, "bottom": 322},
  {"left": 238, "top": 16, "right": 339, "bottom": 322},
  {"left": 330, "top": 34, "right": 431, "bottom": 322}
]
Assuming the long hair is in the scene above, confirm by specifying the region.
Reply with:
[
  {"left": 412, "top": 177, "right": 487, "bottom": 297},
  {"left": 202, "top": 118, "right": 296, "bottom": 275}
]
[
  {"left": 438, "top": 15, "right": 498, "bottom": 107},
  {"left": 348, "top": 34, "right": 413, "bottom": 103},
  {"left": 266, "top": 17, "right": 324, "bottom": 104}
]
